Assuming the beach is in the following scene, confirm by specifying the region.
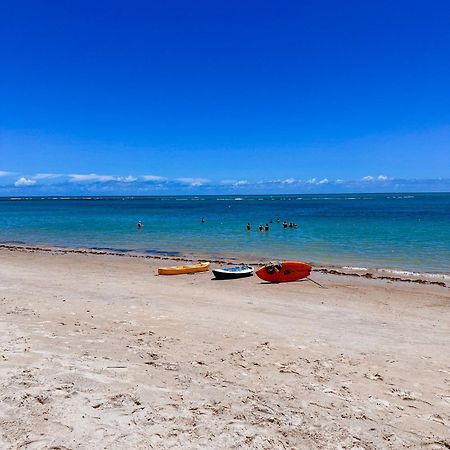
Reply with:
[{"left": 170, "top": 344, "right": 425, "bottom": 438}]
[
  {"left": 3, "top": 0, "right": 450, "bottom": 448},
  {"left": 0, "top": 245, "right": 449, "bottom": 449}
]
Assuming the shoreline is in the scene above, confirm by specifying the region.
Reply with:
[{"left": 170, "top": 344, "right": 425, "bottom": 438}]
[
  {"left": 1, "top": 241, "right": 448, "bottom": 288},
  {"left": 1, "top": 193, "right": 448, "bottom": 276}
]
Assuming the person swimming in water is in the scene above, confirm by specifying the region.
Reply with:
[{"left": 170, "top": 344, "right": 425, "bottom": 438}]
[
  {"left": 137, "top": 221, "right": 143, "bottom": 229},
  {"left": 246, "top": 222, "right": 251, "bottom": 231},
  {"left": 283, "top": 221, "right": 288, "bottom": 229},
  {"left": 259, "top": 224, "right": 264, "bottom": 232},
  {"left": 265, "top": 223, "right": 270, "bottom": 231},
  {"left": 201, "top": 217, "right": 205, "bottom": 223}
]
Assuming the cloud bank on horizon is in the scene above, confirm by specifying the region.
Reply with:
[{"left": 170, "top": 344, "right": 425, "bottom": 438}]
[{"left": 0, "top": 171, "right": 449, "bottom": 195}]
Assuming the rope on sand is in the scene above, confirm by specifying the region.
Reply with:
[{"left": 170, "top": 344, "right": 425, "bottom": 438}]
[{"left": 306, "top": 277, "right": 327, "bottom": 289}]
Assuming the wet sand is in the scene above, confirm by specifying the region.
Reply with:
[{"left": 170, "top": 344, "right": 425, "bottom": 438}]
[{"left": 0, "top": 246, "right": 449, "bottom": 449}]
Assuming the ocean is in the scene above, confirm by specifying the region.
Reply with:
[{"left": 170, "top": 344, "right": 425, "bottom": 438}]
[{"left": 0, "top": 193, "right": 449, "bottom": 274}]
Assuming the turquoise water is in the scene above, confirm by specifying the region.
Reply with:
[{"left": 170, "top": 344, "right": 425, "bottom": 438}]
[{"left": 0, "top": 194, "right": 449, "bottom": 273}]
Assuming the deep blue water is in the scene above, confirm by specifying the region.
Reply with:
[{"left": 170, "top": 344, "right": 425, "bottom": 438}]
[{"left": 0, "top": 194, "right": 449, "bottom": 273}]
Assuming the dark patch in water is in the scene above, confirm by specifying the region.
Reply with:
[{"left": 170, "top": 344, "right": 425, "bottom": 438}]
[
  {"left": 90, "top": 247, "right": 134, "bottom": 253},
  {"left": 145, "top": 249, "right": 181, "bottom": 256}
]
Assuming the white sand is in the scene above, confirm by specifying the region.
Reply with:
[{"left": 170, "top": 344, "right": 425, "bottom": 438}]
[{"left": 0, "top": 246, "right": 449, "bottom": 449}]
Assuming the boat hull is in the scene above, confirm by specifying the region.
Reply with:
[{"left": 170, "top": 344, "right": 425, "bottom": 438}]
[
  {"left": 212, "top": 266, "right": 254, "bottom": 280},
  {"left": 158, "top": 262, "right": 210, "bottom": 275},
  {"left": 256, "top": 261, "right": 311, "bottom": 283}
]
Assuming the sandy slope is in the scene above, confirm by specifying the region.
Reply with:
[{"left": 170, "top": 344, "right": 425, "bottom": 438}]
[{"left": 0, "top": 247, "right": 449, "bottom": 449}]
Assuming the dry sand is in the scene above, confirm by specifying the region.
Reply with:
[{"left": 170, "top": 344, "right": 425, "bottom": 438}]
[{"left": 0, "top": 246, "right": 449, "bottom": 449}]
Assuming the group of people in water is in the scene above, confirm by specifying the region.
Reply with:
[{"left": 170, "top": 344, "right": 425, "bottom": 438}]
[
  {"left": 246, "top": 218, "right": 298, "bottom": 232},
  {"left": 137, "top": 217, "right": 298, "bottom": 232}
]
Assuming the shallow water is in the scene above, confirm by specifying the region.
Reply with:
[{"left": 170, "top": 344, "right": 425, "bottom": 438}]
[{"left": 0, "top": 193, "right": 449, "bottom": 273}]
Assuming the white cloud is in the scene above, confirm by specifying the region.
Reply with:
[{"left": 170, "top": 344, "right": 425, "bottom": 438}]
[
  {"left": 33, "top": 173, "right": 63, "bottom": 180},
  {"left": 69, "top": 173, "right": 115, "bottom": 183},
  {"left": 220, "top": 179, "right": 251, "bottom": 186},
  {"left": 253, "top": 178, "right": 298, "bottom": 185},
  {"left": 335, "top": 179, "right": 345, "bottom": 184},
  {"left": 0, "top": 171, "right": 13, "bottom": 177},
  {"left": 142, "top": 175, "right": 167, "bottom": 182},
  {"left": 305, "top": 177, "right": 328, "bottom": 185},
  {"left": 14, "top": 177, "right": 36, "bottom": 187},
  {"left": 176, "top": 177, "right": 209, "bottom": 186},
  {"left": 117, "top": 176, "right": 137, "bottom": 183},
  {"left": 361, "top": 175, "right": 390, "bottom": 182}
]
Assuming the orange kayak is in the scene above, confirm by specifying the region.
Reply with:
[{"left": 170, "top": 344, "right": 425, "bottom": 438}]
[
  {"left": 158, "top": 262, "right": 210, "bottom": 275},
  {"left": 256, "top": 261, "right": 311, "bottom": 283}
]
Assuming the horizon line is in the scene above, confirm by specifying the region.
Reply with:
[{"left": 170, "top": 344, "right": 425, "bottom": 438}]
[{"left": 1, "top": 191, "right": 449, "bottom": 199}]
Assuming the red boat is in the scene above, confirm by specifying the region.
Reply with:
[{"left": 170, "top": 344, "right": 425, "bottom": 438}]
[{"left": 256, "top": 261, "right": 312, "bottom": 283}]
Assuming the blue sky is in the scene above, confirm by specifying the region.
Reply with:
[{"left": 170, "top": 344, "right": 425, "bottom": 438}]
[{"left": 1, "top": 0, "right": 449, "bottom": 195}]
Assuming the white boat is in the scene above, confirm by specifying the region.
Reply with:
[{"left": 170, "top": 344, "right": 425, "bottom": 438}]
[{"left": 212, "top": 265, "right": 254, "bottom": 280}]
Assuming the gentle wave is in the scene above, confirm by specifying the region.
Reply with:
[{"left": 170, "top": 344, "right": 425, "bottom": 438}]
[{"left": 375, "top": 268, "right": 450, "bottom": 280}]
